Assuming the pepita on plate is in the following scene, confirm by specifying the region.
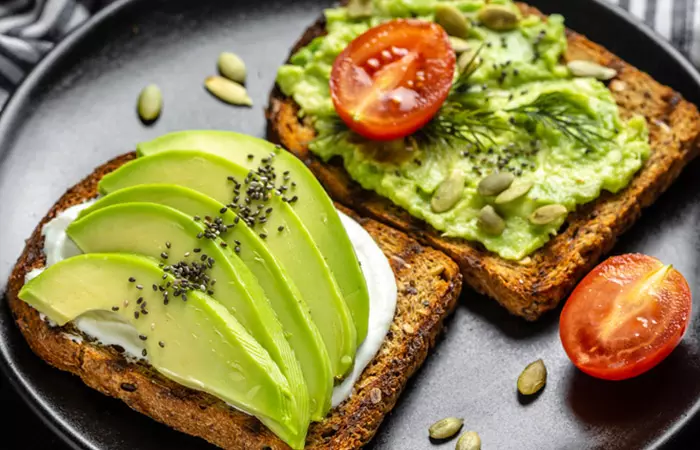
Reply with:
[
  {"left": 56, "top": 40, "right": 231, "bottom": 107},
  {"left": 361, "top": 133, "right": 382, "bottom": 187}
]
[
  {"left": 429, "top": 417, "right": 464, "bottom": 440},
  {"left": 204, "top": 76, "right": 253, "bottom": 106},
  {"left": 137, "top": 84, "right": 162, "bottom": 123}
]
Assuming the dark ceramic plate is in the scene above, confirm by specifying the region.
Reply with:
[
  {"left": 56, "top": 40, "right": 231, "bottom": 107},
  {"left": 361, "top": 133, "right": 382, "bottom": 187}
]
[{"left": 1, "top": 1, "right": 700, "bottom": 449}]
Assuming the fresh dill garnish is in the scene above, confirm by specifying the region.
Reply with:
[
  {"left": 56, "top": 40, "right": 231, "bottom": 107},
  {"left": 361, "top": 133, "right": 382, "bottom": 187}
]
[
  {"left": 507, "top": 92, "right": 613, "bottom": 149},
  {"left": 416, "top": 103, "right": 509, "bottom": 151}
]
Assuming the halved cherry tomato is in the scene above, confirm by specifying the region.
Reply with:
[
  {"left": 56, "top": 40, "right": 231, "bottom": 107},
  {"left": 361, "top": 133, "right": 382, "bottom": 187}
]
[
  {"left": 330, "top": 19, "right": 455, "bottom": 141},
  {"left": 560, "top": 254, "right": 692, "bottom": 380}
]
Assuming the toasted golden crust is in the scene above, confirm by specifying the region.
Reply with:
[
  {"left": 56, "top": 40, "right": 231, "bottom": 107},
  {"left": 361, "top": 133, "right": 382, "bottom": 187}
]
[
  {"left": 266, "top": 3, "right": 700, "bottom": 320},
  {"left": 6, "top": 153, "right": 462, "bottom": 449}
]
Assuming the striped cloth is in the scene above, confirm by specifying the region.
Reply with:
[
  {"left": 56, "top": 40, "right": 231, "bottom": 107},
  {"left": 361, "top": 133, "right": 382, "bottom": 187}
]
[{"left": 0, "top": 0, "right": 697, "bottom": 106}]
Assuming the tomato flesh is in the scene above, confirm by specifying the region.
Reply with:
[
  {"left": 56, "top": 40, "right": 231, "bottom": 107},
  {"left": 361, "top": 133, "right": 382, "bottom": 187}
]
[
  {"left": 330, "top": 19, "right": 455, "bottom": 141},
  {"left": 560, "top": 254, "right": 692, "bottom": 380}
]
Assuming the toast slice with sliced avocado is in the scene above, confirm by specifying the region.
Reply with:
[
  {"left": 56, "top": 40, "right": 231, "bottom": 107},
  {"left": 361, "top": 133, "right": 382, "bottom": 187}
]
[
  {"left": 6, "top": 152, "right": 462, "bottom": 449},
  {"left": 265, "top": 1, "right": 700, "bottom": 320}
]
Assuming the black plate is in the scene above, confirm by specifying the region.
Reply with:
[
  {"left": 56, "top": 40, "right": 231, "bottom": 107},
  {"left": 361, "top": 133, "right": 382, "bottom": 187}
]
[{"left": 1, "top": 1, "right": 700, "bottom": 449}]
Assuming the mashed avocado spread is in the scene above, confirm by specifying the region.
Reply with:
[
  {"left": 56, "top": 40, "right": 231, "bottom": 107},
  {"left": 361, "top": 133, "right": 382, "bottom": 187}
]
[{"left": 276, "top": 0, "right": 649, "bottom": 260}]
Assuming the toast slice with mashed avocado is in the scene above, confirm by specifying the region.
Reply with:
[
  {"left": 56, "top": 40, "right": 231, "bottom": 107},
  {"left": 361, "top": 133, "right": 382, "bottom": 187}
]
[
  {"left": 6, "top": 153, "right": 462, "bottom": 449},
  {"left": 266, "top": 1, "right": 700, "bottom": 320}
]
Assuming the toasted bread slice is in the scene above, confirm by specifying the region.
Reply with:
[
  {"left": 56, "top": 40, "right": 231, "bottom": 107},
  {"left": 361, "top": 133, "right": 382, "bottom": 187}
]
[
  {"left": 5, "top": 153, "right": 462, "bottom": 449},
  {"left": 266, "top": 3, "right": 700, "bottom": 320}
]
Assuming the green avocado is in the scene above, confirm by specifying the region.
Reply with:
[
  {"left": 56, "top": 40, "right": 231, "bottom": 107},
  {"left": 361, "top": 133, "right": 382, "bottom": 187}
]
[
  {"left": 18, "top": 253, "right": 302, "bottom": 448},
  {"left": 66, "top": 203, "right": 309, "bottom": 440},
  {"left": 136, "top": 131, "right": 370, "bottom": 345},
  {"left": 98, "top": 152, "right": 357, "bottom": 378},
  {"left": 80, "top": 184, "right": 334, "bottom": 419},
  {"left": 274, "top": 0, "right": 650, "bottom": 260}
]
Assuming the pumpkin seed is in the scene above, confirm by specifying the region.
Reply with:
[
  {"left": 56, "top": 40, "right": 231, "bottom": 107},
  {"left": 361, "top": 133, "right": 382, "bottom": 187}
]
[
  {"left": 517, "top": 359, "right": 547, "bottom": 395},
  {"left": 347, "top": 0, "right": 373, "bottom": 18},
  {"left": 137, "top": 84, "right": 162, "bottom": 123},
  {"left": 435, "top": 4, "right": 470, "bottom": 38},
  {"left": 456, "top": 431, "right": 482, "bottom": 450},
  {"left": 429, "top": 417, "right": 464, "bottom": 440},
  {"left": 529, "top": 204, "right": 567, "bottom": 225},
  {"left": 478, "top": 205, "right": 505, "bottom": 235},
  {"left": 477, "top": 172, "right": 514, "bottom": 196},
  {"left": 204, "top": 76, "right": 253, "bottom": 106},
  {"left": 478, "top": 5, "right": 519, "bottom": 31},
  {"left": 217, "top": 52, "right": 247, "bottom": 84},
  {"left": 495, "top": 180, "right": 533, "bottom": 204},
  {"left": 567, "top": 60, "right": 617, "bottom": 80},
  {"left": 431, "top": 170, "right": 466, "bottom": 213},
  {"left": 449, "top": 36, "right": 471, "bottom": 53}
]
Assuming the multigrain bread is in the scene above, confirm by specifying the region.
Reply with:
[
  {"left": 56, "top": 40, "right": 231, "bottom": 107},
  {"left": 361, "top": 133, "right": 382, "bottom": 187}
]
[
  {"left": 5, "top": 153, "right": 462, "bottom": 450},
  {"left": 266, "top": 2, "right": 700, "bottom": 321}
]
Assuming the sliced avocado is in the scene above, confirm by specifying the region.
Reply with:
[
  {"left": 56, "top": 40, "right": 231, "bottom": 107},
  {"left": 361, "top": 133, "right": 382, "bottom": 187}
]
[
  {"left": 137, "top": 131, "right": 369, "bottom": 344},
  {"left": 80, "top": 184, "right": 334, "bottom": 419},
  {"left": 66, "top": 203, "right": 309, "bottom": 437},
  {"left": 18, "top": 253, "right": 303, "bottom": 448},
  {"left": 98, "top": 151, "right": 357, "bottom": 378}
]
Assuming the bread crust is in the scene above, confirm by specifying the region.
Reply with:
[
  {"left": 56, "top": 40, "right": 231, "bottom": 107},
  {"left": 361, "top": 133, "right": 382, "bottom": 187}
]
[
  {"left": 266, "top": 3, "right": 700, "bottom": 320},
  {"left": 6, "top": 153, "right": 462, "bottom": 449}
]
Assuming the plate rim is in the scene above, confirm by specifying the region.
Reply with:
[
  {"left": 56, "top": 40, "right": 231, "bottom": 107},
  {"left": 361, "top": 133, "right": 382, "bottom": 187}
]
[{"left": 1, "top": 0, "right": 699, "bottom": 449}]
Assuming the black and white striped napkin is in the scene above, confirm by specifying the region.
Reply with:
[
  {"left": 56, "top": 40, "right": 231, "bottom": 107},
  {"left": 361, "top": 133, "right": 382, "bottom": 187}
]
[{"left": 0, "top": 0, "right": 697, "bottom": 106}]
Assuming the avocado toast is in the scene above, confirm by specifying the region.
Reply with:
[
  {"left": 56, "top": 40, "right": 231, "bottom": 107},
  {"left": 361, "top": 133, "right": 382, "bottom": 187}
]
[
  {"left": 266, "top": 0, "right": 700, "bottom": 320},
  {"left": 6, "top": 148, "right": 462, "bottom": 449}
]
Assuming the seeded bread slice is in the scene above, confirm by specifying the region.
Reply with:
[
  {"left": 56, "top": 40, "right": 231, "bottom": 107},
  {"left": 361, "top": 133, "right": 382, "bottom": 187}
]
[
  {"left": 266, "top": 2, "right": 700, "bottom": 320},
  {"left": 5, "top": 153, "right": 462, "bottom": 449}
]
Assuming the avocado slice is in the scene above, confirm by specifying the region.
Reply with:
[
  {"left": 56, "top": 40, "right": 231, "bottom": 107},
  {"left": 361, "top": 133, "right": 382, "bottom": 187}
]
[
  {"left": 136, "top": 131, "right": 369, "bottom": 344},
  {"left": 80, "top": 184, "right": 334, "bottom": 419},
  {"left": 18, "top": 253, "right": 302, "bottom": 448},
  {"left": 66, "top": 203, "right": 309, "bottom": 437},
  {"left": 98, "top": 151, "right": 357, "bottom": 378}
]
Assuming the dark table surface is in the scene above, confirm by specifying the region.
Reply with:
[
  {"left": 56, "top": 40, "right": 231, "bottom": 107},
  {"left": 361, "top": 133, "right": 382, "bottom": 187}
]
[{"left": 1, "top": 367, "right": 699, "bottom": 450}]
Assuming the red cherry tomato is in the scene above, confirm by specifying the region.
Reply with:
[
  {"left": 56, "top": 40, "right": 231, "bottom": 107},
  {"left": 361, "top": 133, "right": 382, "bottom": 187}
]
[
  {"left": 330, "top": 19, "right": 456, "bottom": 141},
  {"left": 560, "top": 254, "right": 692, "bottom": 380}
]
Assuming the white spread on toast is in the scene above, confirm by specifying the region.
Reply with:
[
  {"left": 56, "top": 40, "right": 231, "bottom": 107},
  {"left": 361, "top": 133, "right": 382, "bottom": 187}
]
[{"left": 26, "top": 202, "right": 397, "bottom": 405}]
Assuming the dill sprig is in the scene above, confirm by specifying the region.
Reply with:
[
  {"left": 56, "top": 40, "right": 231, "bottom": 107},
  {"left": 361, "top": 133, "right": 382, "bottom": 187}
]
[
  {"left": 417, "top": 104, "right": 508, "bottom": 151},
  {"left": 507, "top": 92, "right": 613, "bottom": 149}
]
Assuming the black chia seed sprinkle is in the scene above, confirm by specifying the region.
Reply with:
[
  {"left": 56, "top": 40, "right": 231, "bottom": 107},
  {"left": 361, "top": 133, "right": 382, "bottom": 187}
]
[{"left": 120, "top": 383, "right": 137, "bottom": 392}]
